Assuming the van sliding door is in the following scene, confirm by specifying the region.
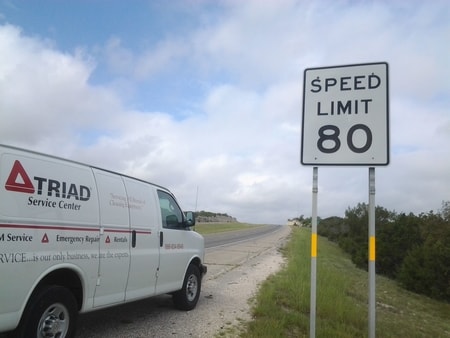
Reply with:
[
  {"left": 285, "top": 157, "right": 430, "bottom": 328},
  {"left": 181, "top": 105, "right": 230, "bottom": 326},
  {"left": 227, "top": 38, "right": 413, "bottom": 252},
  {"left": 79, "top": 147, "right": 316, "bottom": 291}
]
[
  {"left": 92, "top": 169, "right": 131, "bottom": 307},
  {"left": 122, "top": 178, "right": 159, "bottom": 300}
]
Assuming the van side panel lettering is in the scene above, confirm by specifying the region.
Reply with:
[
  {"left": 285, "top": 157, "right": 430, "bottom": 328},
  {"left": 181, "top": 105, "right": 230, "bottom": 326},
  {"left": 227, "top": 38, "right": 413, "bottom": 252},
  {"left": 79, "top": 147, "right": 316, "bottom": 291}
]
[
  {"left": 34, "top": 176, "right": 47, "bottom": 195},
  {"left": 33, "top": 176, "right": 90, "bottom": 201}
]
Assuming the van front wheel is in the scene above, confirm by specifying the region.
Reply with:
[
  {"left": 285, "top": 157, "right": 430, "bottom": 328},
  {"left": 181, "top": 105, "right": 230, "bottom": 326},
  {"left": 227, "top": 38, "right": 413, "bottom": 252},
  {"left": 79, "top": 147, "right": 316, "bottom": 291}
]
[
  {"left": 14, "top": 285, "right": 78, "bottom": 338},
  {"left": 173, "top": 264, "right": 201, "bottom": 311}
]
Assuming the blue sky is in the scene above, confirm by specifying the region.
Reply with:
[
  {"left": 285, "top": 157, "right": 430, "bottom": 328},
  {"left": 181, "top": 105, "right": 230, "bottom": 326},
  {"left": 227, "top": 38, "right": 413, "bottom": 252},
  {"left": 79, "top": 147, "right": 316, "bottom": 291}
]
[
  {"left": 1, "top": 1, "right": 225, "bottom": 113},
  {"left": 0, "top": 0, "right": 449, "bottom": 224}
]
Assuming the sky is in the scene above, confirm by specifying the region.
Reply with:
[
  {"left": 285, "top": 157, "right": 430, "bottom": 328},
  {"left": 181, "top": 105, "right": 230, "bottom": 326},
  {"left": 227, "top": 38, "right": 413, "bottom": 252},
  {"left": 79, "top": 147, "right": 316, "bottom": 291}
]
[{"left": 0, "top": 0, "right": 449, "bottom": 225}]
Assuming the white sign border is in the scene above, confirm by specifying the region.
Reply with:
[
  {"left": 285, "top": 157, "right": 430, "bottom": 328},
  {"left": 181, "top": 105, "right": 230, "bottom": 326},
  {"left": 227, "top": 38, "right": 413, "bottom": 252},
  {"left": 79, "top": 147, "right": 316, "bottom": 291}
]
[{"left": 301, "top": 62, "right": 390, "bottom": 166}]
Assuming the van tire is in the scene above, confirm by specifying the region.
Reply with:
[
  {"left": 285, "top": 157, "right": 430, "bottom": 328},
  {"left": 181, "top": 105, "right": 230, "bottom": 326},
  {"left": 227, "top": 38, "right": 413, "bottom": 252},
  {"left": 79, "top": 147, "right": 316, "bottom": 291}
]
[
  {"left": 173, "top": 264, "right": 201, "bottom": 311},
  {"left": 14, "top": 285, "right": 78, "bottom": 338}
]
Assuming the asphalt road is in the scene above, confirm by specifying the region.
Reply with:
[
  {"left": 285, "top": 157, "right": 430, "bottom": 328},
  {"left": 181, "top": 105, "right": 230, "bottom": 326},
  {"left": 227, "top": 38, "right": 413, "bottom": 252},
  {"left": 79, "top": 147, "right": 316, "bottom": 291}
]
[{"left": 204, "top": 224, "right": 283, "bottom": 248}]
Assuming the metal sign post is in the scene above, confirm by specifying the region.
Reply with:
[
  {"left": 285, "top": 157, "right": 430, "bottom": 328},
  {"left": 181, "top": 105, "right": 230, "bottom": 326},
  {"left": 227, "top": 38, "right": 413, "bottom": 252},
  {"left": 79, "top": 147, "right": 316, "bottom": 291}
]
[
  {"left": 310, "top": 167, "right": 318, "bottom": 338},
  {"left": 368, "top": 167, "right": 376, "bottom": 338}
]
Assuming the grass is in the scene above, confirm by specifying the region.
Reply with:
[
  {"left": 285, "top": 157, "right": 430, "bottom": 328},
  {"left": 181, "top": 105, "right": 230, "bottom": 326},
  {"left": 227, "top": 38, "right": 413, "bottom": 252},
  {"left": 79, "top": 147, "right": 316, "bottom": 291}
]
[
  {"left": 194, "top": 222, "right": 262, "bottom": 235},
  {"left": 238, "top": 227, "right": 450, "bottom": 338}
]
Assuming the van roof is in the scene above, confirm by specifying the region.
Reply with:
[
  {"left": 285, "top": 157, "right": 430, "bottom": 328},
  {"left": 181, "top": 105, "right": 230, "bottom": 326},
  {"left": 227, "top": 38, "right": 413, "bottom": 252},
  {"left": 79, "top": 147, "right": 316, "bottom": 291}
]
[{"left": 0, "top": 143, "right": 170, "bottom": 193}]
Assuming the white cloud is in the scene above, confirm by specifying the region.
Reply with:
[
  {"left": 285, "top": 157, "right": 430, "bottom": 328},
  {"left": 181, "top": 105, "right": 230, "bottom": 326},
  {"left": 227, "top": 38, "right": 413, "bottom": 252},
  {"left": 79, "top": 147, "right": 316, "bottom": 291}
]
[{"left": 0, "top": 24, "right": 121, "bottom": 150}]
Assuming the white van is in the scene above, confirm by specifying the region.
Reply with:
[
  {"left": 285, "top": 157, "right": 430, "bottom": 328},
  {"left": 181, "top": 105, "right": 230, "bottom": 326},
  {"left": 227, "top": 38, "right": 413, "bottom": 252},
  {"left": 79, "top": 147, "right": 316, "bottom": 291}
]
[{"left": 0, "top": 144, "right": 207, "bottom": 338}]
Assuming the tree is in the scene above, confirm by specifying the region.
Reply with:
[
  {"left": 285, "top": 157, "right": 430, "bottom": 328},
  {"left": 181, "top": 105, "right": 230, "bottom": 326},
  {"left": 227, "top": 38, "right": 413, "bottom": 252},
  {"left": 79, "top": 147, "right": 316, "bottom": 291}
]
[
  {"left": 398, "top": 239, "right": 450, "bottom": 301},
  {"left": 317, "top": 216, "right": 344, "bottom": 242},
  {"left": 397, "top": 207, "right": 450, "bottom": 302},
  {"left": 376, "top": 212, "right": 422, "bottom": 278},
  {"left": 339, "top": 203, "right": 369, "bottom": 269}
]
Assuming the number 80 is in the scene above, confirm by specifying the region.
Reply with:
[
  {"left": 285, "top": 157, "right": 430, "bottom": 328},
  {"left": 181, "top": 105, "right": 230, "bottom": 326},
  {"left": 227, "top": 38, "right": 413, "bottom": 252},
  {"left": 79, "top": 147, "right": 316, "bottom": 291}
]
[{"left": 317, "top": 124, "right": 372, "bottom": 154}]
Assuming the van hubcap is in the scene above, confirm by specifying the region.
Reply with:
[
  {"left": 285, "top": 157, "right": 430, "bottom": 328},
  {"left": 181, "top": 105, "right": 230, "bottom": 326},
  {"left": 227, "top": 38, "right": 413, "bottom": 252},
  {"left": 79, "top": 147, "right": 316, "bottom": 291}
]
[
  {"left": 186, "top": 274, "right": 198, "bottom": 301},
  {"left": 38, "top": 304, "right": 69, "bottom": 338}
]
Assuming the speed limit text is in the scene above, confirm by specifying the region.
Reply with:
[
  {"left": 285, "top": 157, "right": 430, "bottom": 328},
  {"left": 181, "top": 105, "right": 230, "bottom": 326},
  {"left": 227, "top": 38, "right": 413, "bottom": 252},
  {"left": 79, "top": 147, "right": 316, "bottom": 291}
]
[{"left": 310, "top": 73, "right": 381, "bottom": 116}]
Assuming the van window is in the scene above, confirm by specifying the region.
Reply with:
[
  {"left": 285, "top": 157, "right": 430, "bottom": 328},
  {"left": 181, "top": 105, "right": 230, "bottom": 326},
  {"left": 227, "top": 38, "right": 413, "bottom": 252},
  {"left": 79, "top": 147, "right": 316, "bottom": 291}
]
[{"left": 157, "top": 190, "right": 183, "bottom": 229}]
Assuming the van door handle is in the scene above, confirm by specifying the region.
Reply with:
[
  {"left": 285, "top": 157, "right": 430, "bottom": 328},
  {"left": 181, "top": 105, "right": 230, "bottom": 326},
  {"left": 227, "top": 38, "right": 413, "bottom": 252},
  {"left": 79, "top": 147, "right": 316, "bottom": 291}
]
[
  {"left": 132, "top": 230, "right": 136, "bottom": 248},
  {"left": 160, "top": 232, "right": 163, "bottom": 247}
]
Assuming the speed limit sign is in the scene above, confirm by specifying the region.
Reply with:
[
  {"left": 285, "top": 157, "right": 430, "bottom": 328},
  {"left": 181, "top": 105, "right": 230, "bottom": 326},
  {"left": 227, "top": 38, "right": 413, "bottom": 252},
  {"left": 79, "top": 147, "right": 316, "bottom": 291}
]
[{"left": 301, "top": 62, "right": 389, "bottom": 165}]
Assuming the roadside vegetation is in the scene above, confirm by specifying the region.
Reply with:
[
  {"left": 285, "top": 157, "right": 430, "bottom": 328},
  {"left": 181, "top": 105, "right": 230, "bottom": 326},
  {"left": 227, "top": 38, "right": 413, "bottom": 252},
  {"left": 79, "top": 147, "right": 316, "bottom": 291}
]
[
  {"left": 307, "top": 201, "right": 450, "bottom": 302},
  {"left": 241, "top": 227, "right": 450, "bottom": 337}
]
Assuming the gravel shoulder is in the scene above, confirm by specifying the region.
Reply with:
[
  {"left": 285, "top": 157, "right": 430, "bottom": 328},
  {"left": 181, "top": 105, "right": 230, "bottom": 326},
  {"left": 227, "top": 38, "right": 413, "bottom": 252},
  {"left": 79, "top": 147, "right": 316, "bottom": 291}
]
[
  {"left": 198, "top": 224, "right": 291, "bottom": 336},
  {"left": 74, "top": 224, "right": 292, "bottom": 337}
]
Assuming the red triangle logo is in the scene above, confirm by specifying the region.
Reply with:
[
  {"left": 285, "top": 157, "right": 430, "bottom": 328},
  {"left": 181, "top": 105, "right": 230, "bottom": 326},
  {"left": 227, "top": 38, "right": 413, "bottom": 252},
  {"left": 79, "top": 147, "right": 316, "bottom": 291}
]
[
  {"left": 5, "top": 160, "right": 35, "bottom": 193},
  {"left": 105, "top": 236, "right": 110, "bottom": 244},
  {"left": 42, "top": 233, "right": 49, "bottom": 243}
]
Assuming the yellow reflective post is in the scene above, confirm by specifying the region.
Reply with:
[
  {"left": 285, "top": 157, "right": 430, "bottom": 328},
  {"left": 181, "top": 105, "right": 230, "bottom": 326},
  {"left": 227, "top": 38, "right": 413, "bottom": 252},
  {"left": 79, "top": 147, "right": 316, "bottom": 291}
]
[{"left": 311, "top": 233, "right": 317, "bottom": 258}]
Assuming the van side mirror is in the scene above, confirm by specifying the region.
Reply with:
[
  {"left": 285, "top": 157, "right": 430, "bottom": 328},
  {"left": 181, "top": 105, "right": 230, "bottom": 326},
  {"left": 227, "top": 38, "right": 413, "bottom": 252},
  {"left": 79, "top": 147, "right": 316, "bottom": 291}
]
[{"left": 184, "top": 211, "right": 196, "bottom": 227}]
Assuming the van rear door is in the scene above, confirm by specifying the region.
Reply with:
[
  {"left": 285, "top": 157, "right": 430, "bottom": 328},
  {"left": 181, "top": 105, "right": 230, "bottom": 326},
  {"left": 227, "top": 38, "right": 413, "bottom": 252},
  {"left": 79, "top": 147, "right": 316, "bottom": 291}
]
[{"left": 92, "top": 169, "right": 131, "bottom": 307}]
